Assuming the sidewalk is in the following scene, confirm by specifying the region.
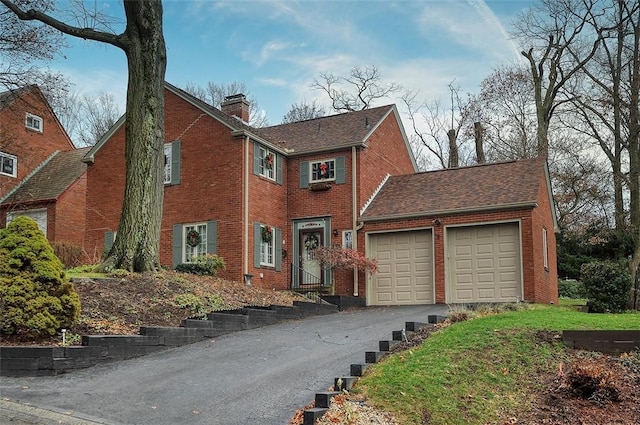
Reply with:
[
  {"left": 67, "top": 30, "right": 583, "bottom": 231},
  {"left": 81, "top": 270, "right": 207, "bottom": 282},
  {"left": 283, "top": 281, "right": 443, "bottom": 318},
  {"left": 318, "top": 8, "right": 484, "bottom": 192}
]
[{"left": 0, "top": 399, "right": 108, "bottom": 425}]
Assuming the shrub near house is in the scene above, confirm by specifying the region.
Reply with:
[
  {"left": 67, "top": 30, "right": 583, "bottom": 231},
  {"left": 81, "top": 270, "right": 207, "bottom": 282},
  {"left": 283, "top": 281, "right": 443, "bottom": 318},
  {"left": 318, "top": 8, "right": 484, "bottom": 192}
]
[{"left": 0, "top": 216, "right": 80, "bottom": 340}]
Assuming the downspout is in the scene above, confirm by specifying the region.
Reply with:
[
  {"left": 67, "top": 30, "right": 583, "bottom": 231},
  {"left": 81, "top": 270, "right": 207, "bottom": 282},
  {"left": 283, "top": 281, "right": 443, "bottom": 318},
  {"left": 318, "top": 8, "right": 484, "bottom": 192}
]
[
  {"left": 243, "top": 136, "right": 250, "bottom": 276},
  {"left": 352, "top": 146, "right": 358, "bottom": 297}
]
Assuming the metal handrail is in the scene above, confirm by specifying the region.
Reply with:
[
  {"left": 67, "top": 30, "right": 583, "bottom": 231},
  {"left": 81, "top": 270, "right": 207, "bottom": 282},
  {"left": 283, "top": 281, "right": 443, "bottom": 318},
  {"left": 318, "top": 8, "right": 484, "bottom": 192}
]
[{"left": 290, "top": 263, "right": 322, "bottom": 291}]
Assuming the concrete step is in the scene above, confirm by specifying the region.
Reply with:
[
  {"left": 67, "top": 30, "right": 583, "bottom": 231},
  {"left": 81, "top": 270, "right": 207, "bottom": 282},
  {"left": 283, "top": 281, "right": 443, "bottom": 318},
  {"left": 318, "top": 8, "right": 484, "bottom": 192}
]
[
  {"left": 350, "top": 363, "right": 371, "bottom": 377},
  {"left": 379, "top": 340, "right": 401, "bottom": 352},
  {"left": 405, "top": 321, "right": 428, "bottom": 331},
  {"left": 392, "top": 329, "right": 414, "bottom": 342},
  {"left": 315, "top": 391, "right": 341, "bottom": 408},
  {"left": 334, "top": 376, "right": 358, "bottom": 392},
  {"left": 303, "top": 407, "right": 328, "bottom": 425},
  {"left": 429, "top": 314, "right": 447, "bottom": 324},
  {"left": 365, "top": 351, "right": 388, "bottom": 364}
]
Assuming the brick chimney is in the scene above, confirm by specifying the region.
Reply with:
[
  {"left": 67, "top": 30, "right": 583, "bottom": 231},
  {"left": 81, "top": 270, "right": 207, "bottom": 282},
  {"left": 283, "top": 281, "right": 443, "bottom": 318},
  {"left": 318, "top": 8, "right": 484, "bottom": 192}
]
[{"left": 221, "top": 94, "right": 250, "bottom": 123}]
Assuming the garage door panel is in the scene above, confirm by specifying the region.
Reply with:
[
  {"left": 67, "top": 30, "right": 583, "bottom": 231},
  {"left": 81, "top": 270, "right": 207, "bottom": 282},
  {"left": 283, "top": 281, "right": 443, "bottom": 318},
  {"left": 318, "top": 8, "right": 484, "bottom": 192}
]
[
  {"left": 448, "top": 223, "right": 521, "bottom": 303},
  {"left": 370, "top": 231, "right": 434, "bottom": 305}
]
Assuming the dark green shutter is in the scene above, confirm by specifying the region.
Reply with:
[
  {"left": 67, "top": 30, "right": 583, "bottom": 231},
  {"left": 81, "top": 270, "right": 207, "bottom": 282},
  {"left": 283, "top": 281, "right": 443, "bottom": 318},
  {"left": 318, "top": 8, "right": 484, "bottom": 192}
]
[
  {"left": 171, "top": 141, "right": 181, "bottom": 185},
  {"left": 206, "top": 221, "right": 217, "bottom": 254},
  {"left": 299, "top": 161, "right": 309, "bottom": 188},
  {"left": 276, "top": 153, "right": 283, "bottom": 185},
  {"left": 253, "top": 142, "right": 261, "bottom": 175},
  {"left": 104, "top": 231, "right": 115, "bottom": 255},
  {"left": 275, "top": 227, "right": 282, "bottom": 272},
  {"left": 335, "top": 156, "right": 346, "bottom": 184},
  {"left": 253, "top": 223, "right": 262, "bottom": 268},
  {"left": 172, "top": 224, "right": 183, "bottom": 268}
]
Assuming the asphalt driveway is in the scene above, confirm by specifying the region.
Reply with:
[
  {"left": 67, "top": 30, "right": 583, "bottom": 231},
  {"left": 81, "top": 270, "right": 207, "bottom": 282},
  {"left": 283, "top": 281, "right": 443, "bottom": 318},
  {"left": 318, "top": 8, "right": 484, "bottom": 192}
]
[{"left": 0, "top": 304, "right": 448, "bottom": 425}]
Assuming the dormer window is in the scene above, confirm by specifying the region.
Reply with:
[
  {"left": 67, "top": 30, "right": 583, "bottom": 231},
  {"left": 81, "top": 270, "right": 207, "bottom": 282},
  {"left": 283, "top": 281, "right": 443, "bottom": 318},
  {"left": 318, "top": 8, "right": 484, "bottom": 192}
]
[
  {"left": 311, "top": 159, "right": 335, "bottom": 182},
  {"left": 25, "top": 113, "right": 43, "bottom": 132},
  {"left": 0, "top": 151, "right": 17, "bottom": 177}
]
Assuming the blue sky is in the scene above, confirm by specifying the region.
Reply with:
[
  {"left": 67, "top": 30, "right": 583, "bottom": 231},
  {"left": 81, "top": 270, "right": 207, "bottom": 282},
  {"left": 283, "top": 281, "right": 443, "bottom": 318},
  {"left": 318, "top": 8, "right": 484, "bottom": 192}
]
[{"left": 51, "top": 0, "right": 533, "bottom": 125}]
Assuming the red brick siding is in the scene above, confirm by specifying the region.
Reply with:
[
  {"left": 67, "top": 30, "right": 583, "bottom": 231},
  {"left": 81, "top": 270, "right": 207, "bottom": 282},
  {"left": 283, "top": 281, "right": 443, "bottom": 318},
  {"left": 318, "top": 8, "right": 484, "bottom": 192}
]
[
  {"left": 530, "top": 175, "right": 558, "bottom": 304},
  {"left": 52, "top": 171, "right": 87, "bottom": 249},
  {"left": 245, "top": 141, "right": 288, "bottom": 289},
  {"left": 0, "top": 89, "right": 74, "bottom": 198},
  {"left": 357, "top": 111, "right": 415, "bottom": 211}
]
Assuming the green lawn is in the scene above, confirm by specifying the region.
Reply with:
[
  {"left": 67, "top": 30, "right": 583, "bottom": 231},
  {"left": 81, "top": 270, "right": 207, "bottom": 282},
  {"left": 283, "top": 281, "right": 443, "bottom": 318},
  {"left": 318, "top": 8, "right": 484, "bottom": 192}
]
[{"left": 355, "top": 304, "right": 639, "bottom": 425}]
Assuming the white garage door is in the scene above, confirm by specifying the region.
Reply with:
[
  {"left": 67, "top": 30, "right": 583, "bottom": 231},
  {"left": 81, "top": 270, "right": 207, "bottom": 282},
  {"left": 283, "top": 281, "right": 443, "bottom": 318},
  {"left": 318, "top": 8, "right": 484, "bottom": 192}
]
[
  {"left": 448, "top": 222, "right": 521, "bottom": 303},
  {"left": 7, "top": 209, "right": 48, "bottom": 236},
  {"left": 369, "top": 230, "right": 434, "bottom": 306}
]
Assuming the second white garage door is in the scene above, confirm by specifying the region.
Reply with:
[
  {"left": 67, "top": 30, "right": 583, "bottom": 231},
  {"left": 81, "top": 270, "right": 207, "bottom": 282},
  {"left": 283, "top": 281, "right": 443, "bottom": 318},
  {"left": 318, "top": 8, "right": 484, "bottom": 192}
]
[
  {"left": 369, "top": 230, "right": 434, "bottom": 306},
  {"left": 447, "top": 222, "right": 521, "bottom": 303}
]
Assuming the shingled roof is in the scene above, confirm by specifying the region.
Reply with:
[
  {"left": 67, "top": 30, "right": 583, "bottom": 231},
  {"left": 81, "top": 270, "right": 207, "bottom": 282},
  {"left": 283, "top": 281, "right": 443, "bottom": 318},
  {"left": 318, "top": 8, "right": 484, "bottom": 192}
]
[
  {"left": 254, "top": 105, "right": 395, "bottom": 154},
  {"left": 360, "top": 157, "right": 550, "bottom": 221},
  {"left": 1, "top": 147, "right": 90, "bottom": 205}
]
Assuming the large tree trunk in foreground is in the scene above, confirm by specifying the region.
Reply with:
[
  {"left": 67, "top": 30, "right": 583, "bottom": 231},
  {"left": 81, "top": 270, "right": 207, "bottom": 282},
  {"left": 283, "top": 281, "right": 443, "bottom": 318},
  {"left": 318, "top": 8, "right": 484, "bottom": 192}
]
[
  {"left": 105, "top": 1, "right": 166, "bottom": 271},
  {"left": 0, "top": 0, "right": 168, "bottom": 272}
]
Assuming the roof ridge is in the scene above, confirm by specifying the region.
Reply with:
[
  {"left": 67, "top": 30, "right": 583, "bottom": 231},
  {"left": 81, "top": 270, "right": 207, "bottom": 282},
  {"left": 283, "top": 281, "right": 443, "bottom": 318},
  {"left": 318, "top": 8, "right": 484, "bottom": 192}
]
[{"left": 408, "top": 157, "right": 541, "bottom": 177}]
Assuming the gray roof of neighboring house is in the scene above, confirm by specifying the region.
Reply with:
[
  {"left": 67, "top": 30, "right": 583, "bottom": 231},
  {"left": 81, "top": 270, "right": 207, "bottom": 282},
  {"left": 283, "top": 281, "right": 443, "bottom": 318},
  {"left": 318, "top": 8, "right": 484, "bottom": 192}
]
[
  {"left": 360, "top": 157, "right": 550, "bottom": 221},
  {"left": 1, "top": 147, "right": 90, "bottom": 205}
]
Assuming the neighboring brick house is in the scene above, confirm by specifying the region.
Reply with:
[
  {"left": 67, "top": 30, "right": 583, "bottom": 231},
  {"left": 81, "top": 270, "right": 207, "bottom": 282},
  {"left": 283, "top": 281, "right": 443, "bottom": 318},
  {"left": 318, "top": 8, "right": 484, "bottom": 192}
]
[
  {"left": 83, "top": 82, "right": 558, "bottom": 305},
  {"left": 0, "top": 85, "right": 75, "bottom": 199},
  {"left": 0, "top": 147, "right": 90, "bottom": 249}
]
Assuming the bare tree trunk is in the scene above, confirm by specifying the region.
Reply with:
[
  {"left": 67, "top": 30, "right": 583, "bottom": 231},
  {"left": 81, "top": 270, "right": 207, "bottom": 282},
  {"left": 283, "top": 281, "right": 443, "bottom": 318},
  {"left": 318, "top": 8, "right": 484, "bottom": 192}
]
[
  {"left": 447, "top": 129, "right": 459, "bottom": 168},
  {"left": 105, "top": 0, "right": 166, "bottom": 271},
  {"left": 1, "top": 1, "right": 168, "bottom": 272},
  {"left": 474, "top": 121, "right": 485, "bottom": 164}
]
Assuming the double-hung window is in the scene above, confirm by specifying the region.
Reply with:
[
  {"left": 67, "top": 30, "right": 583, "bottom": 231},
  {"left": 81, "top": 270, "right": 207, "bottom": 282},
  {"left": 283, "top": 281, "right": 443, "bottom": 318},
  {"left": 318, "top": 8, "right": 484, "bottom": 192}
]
[
  {"left": 184, "top": 223, "right": 208, "bottom": 263},
  {"left": 0, "top": 152, "right": 17, "bottom": 177},
  {"left": 25, "top": 113, "right": 43, "bottom": 132},
  {"left": 310, "top": 159, "right": 335, "bottom": 182},
  {"left": 163, "top": 144, "right": 172, "bottom": 184},
  {"left": 258, "top": 146, "right": 276, "bottom": 181},
  {"left": 260, "top": 224, "right": 275, "bottom": 266}
]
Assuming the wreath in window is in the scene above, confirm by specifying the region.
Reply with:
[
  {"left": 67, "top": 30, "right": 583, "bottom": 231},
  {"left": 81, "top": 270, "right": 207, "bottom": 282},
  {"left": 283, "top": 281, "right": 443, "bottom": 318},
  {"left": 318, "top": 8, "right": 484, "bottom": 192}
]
[
  {"left": 265, "top": 153, "right": 274, "bottom": 170},
  {"left": 304, "top": 234, "right": 319, "bottom": 251},
  {"left": 186, "top": 229, "right": 202, "bottom": 247},
  {"left": 261, "top": 225, "right": 273, "bottom": 243}
]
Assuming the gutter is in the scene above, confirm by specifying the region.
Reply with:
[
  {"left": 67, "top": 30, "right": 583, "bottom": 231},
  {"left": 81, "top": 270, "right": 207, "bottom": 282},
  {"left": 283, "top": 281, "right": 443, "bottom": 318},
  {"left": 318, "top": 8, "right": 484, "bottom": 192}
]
[
  {"left": 359, "top": 201, "right": 539, "bottom": 223},
  {"left": 352, "top": 146, "right": 358, "bottom": 297},
  {"left": 243, "top": 135, "right": 250, "bottom": 276}
]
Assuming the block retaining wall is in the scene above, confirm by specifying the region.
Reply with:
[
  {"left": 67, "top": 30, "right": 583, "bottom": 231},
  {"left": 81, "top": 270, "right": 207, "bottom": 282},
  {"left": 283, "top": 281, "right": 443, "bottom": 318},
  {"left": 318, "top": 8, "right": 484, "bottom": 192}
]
[{"left": 0, "top": 301, "right": 338, "bottom": 377}]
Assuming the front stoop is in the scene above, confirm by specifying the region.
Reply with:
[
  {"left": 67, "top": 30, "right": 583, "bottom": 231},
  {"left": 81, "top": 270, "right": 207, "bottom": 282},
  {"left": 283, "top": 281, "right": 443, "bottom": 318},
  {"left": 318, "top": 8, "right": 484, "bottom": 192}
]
[
  {"left": 302, "top": 320, "right": 435, "bottom": 424},
  {"left": 0, "top": 301, "right": 339, "bottom": 377}
]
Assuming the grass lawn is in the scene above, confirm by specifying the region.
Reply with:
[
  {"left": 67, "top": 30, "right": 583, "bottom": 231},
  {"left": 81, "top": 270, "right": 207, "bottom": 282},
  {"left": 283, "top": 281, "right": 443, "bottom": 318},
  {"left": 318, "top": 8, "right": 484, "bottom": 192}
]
[{"left": 355, "top": 304, "right": 639, "bottom": 425}]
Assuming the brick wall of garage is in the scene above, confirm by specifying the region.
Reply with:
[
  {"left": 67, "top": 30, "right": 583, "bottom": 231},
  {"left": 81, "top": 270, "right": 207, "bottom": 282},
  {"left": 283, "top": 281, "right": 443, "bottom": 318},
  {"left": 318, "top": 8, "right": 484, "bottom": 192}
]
[
  {"left": 530, "top": 176, "right": 558, "bottom": 304},
  {"left": 360, "top": 207, "right": 552, "bottom": 303}
]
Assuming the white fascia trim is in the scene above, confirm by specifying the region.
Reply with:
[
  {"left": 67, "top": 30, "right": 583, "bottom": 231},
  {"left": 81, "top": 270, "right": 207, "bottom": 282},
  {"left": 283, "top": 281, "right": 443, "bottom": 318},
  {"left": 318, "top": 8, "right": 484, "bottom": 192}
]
[{"left": 360, "top": 173, "right": 391, "bottom": 216}]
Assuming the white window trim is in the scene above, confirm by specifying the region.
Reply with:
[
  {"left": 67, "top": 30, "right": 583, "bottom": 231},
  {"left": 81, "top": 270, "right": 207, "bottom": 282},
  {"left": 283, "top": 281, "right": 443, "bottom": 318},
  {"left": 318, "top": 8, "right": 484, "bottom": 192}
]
[
  {"left": 260, "top": 224, "right": 275, "bottom": 266},
  {"left": 258, "top": 146, "right": 276, "bottom": 181},
  {"left": 310, "top": 158, "right": 336, "bottom": 183},
  {"left": 0, "top": 151, "right": 17, "bottom": 177},
  {"left": 183, "top": 222, "right": 208, "bottom": 263},
  {"left": 25, "top": 113, "right": 43, "bottom": 133},
  {"left": 163, "top": 143, "right": 172, "bottom": 184},
  {"left": 342, "top": 230, "right": 353, "bottom": 249},
  {"left": 542, "top": 228, "right": 549, "bottom": 270}
]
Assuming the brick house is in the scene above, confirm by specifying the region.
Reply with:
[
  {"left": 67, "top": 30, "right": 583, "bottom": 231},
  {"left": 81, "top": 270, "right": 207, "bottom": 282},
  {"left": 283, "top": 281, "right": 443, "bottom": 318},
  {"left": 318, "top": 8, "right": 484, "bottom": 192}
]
[
  {"left": 0, "top": 85, "right": 83, "bottom": 244},
  {"left": 83, "top": 82, "right": 557, "bottom": 305}
]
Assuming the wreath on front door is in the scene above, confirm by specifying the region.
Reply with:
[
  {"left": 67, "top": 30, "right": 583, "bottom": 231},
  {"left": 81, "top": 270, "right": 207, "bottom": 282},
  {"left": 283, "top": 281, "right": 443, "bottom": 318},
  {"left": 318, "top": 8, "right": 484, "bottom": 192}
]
[
  {"left": 304, "top": 234, "right": 319, "bottom": 251},
  {"left": 186, "top": 229, "right": 201, "bottom": 247}
]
